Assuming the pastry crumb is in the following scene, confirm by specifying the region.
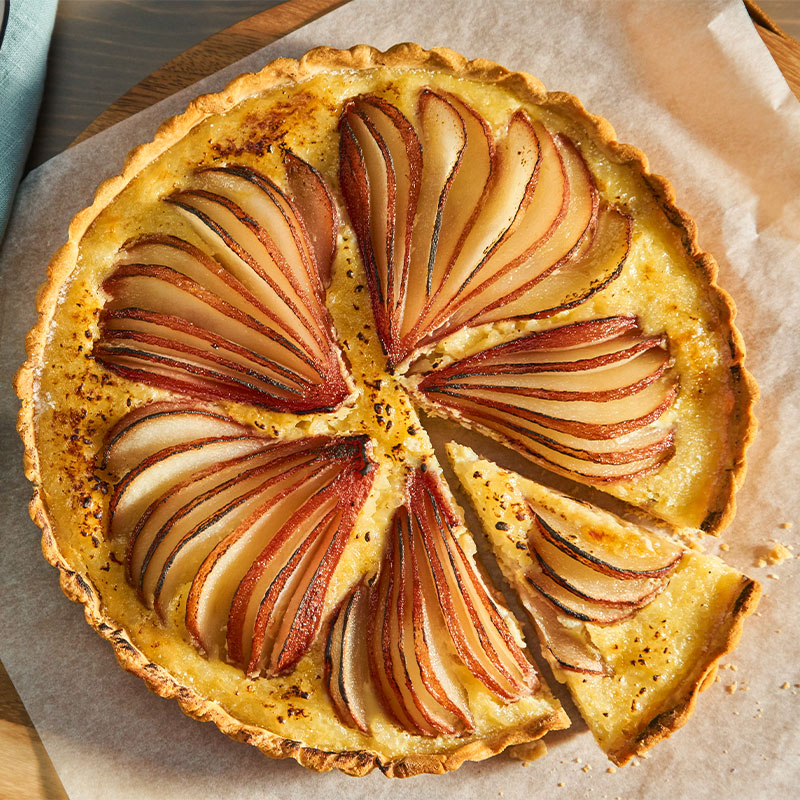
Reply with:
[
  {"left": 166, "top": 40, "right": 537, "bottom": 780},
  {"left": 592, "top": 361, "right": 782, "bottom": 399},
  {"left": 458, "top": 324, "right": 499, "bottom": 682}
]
[
  {"left": 557, "top": 782, "right": 565, "bottom": 788},
  {"left": 507, "top": 740, "right": 547, "bottom": 763},
  {"left": 726, "top": 682, "right": 738, "bottom": 694},
  {"left": 781, "top": 682, "right": 790, "bottom": 689},
  {"left": 767, "top": 573, "right": 780, "bottom": 580},
  {"left": 607, "top": 766, "right": 617, "bottom": 774},
  {"left": 756, "top": 542, "right": 793, "bottom": 568},
  {"left": 779, "top": 521, "right": 793, "bottom": 529},
  {"left": 720, "top": 543, "right": 730, "bottom": 551},
  {"left": 582, "top": 764, "right": 591, "bottom": 773}
]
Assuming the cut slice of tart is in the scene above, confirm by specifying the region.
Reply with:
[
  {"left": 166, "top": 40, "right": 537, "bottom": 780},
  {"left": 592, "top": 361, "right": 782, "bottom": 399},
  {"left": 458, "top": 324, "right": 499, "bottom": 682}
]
[{"left": 447, "top": 443, "right": 760, "bottom": 765}]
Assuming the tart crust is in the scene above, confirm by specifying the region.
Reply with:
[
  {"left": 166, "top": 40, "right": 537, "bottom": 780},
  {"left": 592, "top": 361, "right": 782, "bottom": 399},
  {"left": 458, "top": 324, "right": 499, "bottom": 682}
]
[{"left": 16, "top": 44, "right": 757, "bottom": 775}]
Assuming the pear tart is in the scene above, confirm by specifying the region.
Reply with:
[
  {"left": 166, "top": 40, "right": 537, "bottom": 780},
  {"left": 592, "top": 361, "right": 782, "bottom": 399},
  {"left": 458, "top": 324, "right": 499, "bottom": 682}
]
[
  {"left": 448, "top": 444, "right": 760, "bottom": 765},
  {"left": 16, "top": 45, "right": 757, "bottom": 776}
]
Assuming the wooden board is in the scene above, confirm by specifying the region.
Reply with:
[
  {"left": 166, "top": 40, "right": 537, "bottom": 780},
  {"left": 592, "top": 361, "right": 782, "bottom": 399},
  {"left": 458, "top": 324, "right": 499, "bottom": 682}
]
[{"left": 4, "top": 1, "right": 800, "bottom": 797}]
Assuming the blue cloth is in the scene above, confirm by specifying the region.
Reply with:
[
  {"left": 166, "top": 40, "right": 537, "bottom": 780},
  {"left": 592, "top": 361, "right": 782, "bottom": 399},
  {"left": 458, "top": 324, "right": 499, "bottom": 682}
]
[{"left": 0, "top": 0, "right": 57, "bottom": 243}]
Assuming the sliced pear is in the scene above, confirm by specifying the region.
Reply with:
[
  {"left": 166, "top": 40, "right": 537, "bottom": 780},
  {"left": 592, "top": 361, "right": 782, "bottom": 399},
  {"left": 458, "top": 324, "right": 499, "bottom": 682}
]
[
  {"left": 187, "top": 438, "right": 374, "bottom": 670},
  {"left": 401, "top": 91, "right": 467, "bottom": 339},
  {"left": 339, "top": 89, "right": 625, "bottom": 367},
  {"left": 436, "top": 131, "right": 597, "bottom": 337},
  {"left": 520, "top": 588, "right": 608, "bottom": 675},
  {"left": 324, "top": 584, "right": 371, "bottom": 733},
  {"left": 283, "top": 151, "right": 339, "bottom": 288},
  {"left": 100, "top": 309, "right": 310, "bottom": 403},
  {"left": 407, "top": 90, "right": 495, "bottom": 346},
  {"left": 103, "top": 404, "right": 375, "bottom": 675},
  {"left": 366, "top": 508, "right": 469, "bottom": 736},
  {"left": 167, "top": 186, "right": 326, "bottom": 357},
  {"left": 130, "top": 450, "right": 287, "bottom": 599},
  {"left": 475, "top": 204, "right": 632, "bottom": 323},
  {"left": 533, "top": 506, "right": 683, "bottom": 579},
  {"left": 358, "top": 466, "right": 540, "bottom": 737},
  {"left": 528, "top": 520, "right": 666, "bottom": 606},
  {"left": 108, "top": 436, "right": 268, "bottom": 540},
  {"left": 407, "top": 468, "right": 538, "bottom": 700},
  {"left": 339, "top": 95, "right": 423, "bottom": 365},
  {"left": 99, "top": 401, "right": 248, "bottom": 473},
  {"left": 96, "top": 161, "right": 350, "bottom": 414},
  {"left": 414, "top": 316, "right": 678, "bottom": 483},
  {"left": 525, "top": 561, "right": 642, "bottom": 625},
  {"left": 412, "top": 109, "right": 542, "bottom": 351}
]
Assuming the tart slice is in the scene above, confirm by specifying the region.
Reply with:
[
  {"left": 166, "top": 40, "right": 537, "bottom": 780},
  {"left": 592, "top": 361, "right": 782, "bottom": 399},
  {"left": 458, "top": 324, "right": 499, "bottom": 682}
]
[{"left": 448, "top": 443, "right": 760, "bottom": 765}]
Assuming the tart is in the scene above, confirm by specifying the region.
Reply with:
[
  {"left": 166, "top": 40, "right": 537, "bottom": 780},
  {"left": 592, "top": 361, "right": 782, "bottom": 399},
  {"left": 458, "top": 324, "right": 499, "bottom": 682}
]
[
  {"left": 448, "top": 443, "right": 760, "bottom": 765},
  {"left": 16, "top": 44, "right": 758, "bottom": 776}
]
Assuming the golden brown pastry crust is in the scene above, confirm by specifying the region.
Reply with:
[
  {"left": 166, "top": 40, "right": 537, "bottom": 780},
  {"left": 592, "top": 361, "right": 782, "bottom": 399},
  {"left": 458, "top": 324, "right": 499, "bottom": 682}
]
[{"left": 16, "top": 43, "right": 756, "bottom": 775}]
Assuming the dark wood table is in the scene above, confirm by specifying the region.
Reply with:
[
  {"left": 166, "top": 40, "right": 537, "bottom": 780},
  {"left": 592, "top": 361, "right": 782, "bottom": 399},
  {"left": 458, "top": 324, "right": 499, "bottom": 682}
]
[
  {"left": 27, "top": 1, "right": 279, "bottom": 168},
  {"left": 5, "top": 1, "right": 800, "bottom": 797}
]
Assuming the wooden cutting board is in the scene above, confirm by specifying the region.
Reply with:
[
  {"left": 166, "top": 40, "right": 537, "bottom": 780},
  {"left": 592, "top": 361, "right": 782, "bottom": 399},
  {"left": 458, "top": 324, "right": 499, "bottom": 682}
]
[{"left": 3, "top": 1, "right": 799, "bottom": 798}]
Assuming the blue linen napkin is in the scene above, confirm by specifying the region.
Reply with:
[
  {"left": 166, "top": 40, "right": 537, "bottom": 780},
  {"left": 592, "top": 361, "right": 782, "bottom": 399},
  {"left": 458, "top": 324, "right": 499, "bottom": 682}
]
[{"left": 0, "top": 0, "right": 58, "bottom": 243}]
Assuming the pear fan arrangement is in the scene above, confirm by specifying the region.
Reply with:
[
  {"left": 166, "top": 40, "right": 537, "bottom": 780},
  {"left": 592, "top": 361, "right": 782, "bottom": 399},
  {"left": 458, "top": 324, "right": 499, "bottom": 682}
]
[
  {"left": 338, "top": 91, "right": 630, "bottom": 368},
  {"left": 100, "top": 402, "right": 376, "bottom": 677},
  {"left": 411, "top": 316, "right": 677, "bottom": 483},
  {"left": 325, "top": 467, "right": 538, "bottom": 737},
  {"left": 520, "top": 502, "right": 683, "bottom": 675},
  {"left": 96, "top": 157, "right": 348, "bottom": 414}
]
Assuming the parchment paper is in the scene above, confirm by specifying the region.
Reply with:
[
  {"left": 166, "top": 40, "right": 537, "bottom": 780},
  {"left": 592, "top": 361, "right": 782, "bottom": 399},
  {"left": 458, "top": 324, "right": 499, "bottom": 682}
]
[{"left": 2, "top": 1, "right": 799, "bottom": 797}]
